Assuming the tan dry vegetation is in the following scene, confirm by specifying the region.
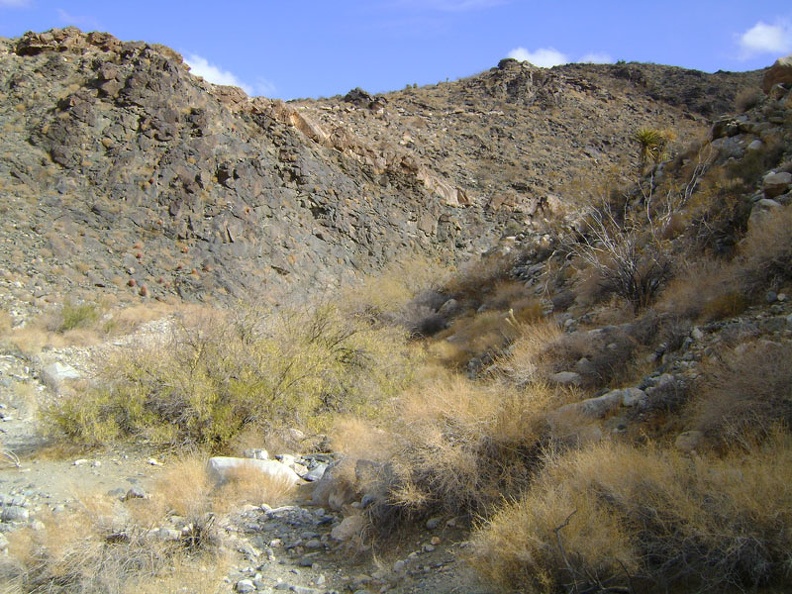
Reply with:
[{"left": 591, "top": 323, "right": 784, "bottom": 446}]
[
  {"left": 689, "top": 341, "right": 792, "bottom": 449},
  {"left": 360, "top": 368, "right": 566, "bottom": 529},
  {"left": 339, "top": 255, "right": 452, "bottom": 320},
  {"left": 493, "top": 319, "right": 563, "bottom": 386},
  {"left": 3, "top": 498, "right": 174, "bottom": 593},
  {"left": 471, "top": 434, "right": 792, "bottom": 594}
]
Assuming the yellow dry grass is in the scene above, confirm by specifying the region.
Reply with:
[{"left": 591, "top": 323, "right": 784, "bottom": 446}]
[{"left": 471, "top": 434, "right": 792, "bottom": 593}]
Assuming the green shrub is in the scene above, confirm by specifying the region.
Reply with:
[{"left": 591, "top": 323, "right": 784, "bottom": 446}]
[
  {"left": 46, "top": 303, "right": 418, "bottom": 451},
  {"left": 58, "top": 300, "right": 100, "bottom": 333}
]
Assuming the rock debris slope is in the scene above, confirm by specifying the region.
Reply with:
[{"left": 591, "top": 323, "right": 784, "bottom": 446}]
[{"left": 0, "top": 27, "right": 760, "bottom": 318}]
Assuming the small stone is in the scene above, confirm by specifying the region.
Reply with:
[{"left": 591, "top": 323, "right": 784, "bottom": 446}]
[
  {"left": 767, "top": 291, "right": 778, "bottom": 303},
  {"left": 330, "top": 515, "right": 365, "bottom": 541},
  {"left": 124, "top": 486, "right": 147, "bottom": 500},
  {"left": 393, "top": 559, "right": 407, "bottom": 573},
  {"left": 235, "top": 579, "right": 255, "bottom": 593},
  {"left": 422, "top": 543, "right": 435, "bottom": 553},
  {"left": 430, "top": 536, "right": 441, "bottom": 546},
  {"left": 73, "top": 459, "right": 88, "bottom": 466},
  {"left": 549, "top": 371, "right": 583, "bottom": 386},
  {"left": 1, "top": 506, "right": 29, "bottom": 523},
  {"left": 425, "top": 517, "right": 441, "bottom": 530}
]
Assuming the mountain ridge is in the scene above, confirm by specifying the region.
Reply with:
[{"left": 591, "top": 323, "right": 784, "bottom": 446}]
[{"left": 0, "top": 27, "right": 763, "bottom": 320}]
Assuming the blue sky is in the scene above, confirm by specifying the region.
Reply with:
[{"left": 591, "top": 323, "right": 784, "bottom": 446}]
[{"left": 1, "top": 1, "right": 791, "bottom": 100}]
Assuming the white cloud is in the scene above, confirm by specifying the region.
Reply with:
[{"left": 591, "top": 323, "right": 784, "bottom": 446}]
[
  {"left": 738, "top": 20, "right": 792, "bottom": 56},
  {"left": 184, "top": 54, "right": 253, "bottom": 95},
  {"left": 507, "top": 46, "right": 568, "bottom": 68},
  {"left": 579, "top": 52, "right": 614, "bottom": 64},
  {"left": 0, "top": 0, "right": 31, "bottom": 7}
]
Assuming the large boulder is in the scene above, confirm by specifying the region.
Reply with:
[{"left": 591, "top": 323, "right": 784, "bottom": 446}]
[{"left": 762, "top": 54, "right": 792, "bottom": 94}]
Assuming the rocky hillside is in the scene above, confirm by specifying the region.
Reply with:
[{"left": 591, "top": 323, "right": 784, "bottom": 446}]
[
  {"left": 1, "top": 26, "right": 792, "bottom": 594},
  {"left": 0, "top": 27, "right": 761, "bottom": 321}
]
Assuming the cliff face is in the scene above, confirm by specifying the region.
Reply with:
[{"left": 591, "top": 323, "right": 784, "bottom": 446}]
[{"left": 0, "top": 27, "right": 761, "bottom": 314}]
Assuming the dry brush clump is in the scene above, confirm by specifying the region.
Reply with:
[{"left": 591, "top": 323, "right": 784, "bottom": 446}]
[
  {"left": 689, "top": 341, "right": 792, "bottom": 450},
  {"left": 46, "top": 302, "right": 419, "bottom": 451},
  {"left": 470, "top": 435, "right": 792, "bottom": 594},
  {"left": 362, "top": 374, "right": 559, "bottom": 532},
  {"left": 0, "top": 457, "right": 247, "bottom": 593},
  {"left": 658, "top": 203, "right": 792, "bottom": 320}
]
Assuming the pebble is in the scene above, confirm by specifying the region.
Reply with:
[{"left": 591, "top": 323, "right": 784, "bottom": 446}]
[{"left": 425, "top": 516, "right": 441, "bottom": 530}]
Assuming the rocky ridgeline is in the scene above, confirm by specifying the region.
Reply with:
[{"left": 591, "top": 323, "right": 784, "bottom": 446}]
[{"left": 0, "top": 27, "right": 761, "bottom": 321}]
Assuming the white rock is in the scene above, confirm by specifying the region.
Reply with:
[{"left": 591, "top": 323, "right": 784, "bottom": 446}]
[
  {"left": 40, "top": 362, "right": 80, "bottom": 391},
  {"left": 207, "top": 457, "right": 302, "bottom": 486}
]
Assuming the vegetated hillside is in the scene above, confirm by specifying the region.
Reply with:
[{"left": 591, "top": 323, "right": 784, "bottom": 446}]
[{"left": 0, "top": 27, "right": 760, "bottom": 323}]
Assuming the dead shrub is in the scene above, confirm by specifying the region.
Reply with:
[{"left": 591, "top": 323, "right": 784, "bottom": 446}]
[
  {"left": 471, "top": 436, "right": 792, "bottom": 593},
  {"left": 690, "top": 341, "right": 792, "bottom": 448}
]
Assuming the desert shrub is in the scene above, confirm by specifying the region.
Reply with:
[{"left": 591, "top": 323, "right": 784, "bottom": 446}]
[
  {"left": 471, "top": 435, "right": 792, "bottom": 593},
  {"left": 57, "top": 300, "right": 101, "bottom": 333},
  {"left": 690, "top": 341, "right": 792, "bottom": 448},
  {"left": 2, "top": 491, "right": 199, "bottom": 594},
  {"left": 734, "top": 87, "right": 764, "bottom": 112},
  {"left": 657, "top": 258, "right": 746, "bottom": 321},
  {"left": 443, "top": 250, "right": 521, "bottom": 310},
  {"left": 339, "top": 255, "right": 450, "bottom": 322},
  {"left": 431, "top": 309, "right": 522, "bottom": 373},
  {"left": 47, "top": 303, "right": 418, "bottom": 451},
  {"left": 2, "top": 458, "right": 236, "bottom": 593},
  {"left": 492, "top": 319, "right": 563, "bottom": 387},
  {"left": 737, "top": 203, "right": 792, "bottom": 294},
  {"left": 359, "top": 371, "right": 562, "bottom": 535},
  {"left": 575, "top": 204, "right": 673, "bottom": 310},
  {"left": 700, "top": 291, "right": 749, "bottom": 321}
]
